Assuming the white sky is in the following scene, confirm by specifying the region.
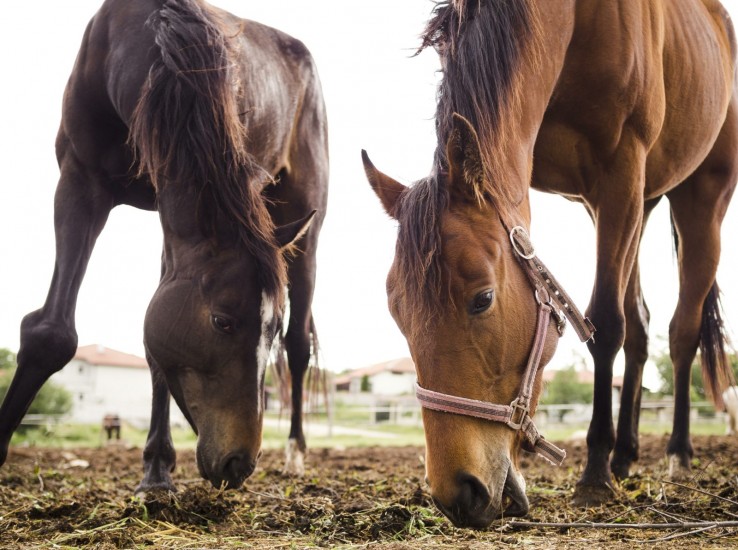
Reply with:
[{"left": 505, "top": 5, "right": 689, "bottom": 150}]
[{"left": 1, "top": 1, "right": 737, "bottom": 388}]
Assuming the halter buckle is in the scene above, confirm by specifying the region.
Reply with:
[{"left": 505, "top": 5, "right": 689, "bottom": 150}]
[
  {"left": 510, "top": 226, "right": 536, "bottom": 260},
  {"left": 550, "top": 305, "right": 567, "bottom": 336},
  {"left": 506, "top": 397, "right": 530, "bottom": 431},
  {"left": 535, "top": 289, "right": 567, "bottom": 337}
]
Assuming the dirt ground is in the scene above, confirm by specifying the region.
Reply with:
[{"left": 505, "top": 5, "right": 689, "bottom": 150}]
[{"left": 0, "top": 434, "right": 736, "bottom": 549}]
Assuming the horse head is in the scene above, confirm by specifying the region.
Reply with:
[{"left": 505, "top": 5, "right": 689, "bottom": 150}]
[
  {"left": 144, "top": 206, "right": 314, "bottom": 489},
  {"left": 364, "top": 114, "right": 561, "bottom": 527}
]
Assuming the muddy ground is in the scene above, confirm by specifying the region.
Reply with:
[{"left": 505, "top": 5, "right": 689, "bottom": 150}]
[{"left": 0, "top": 434, "right": 737, "bottom": 549}]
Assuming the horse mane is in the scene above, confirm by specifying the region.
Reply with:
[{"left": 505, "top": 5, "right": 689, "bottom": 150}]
[
  {"left": 129, "top": 0, "right": 285, "bottom": 301},
  {"left": 421, "top": 0, "right": 539, "bottom": 210},
  {"left": 393, "top": 0, "right": 539, "bottom": 335}
]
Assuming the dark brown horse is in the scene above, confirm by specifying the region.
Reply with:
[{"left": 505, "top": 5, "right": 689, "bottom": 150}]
[
  {"left": 0, "top": 0, "right": 328, "bottom": 491},
  {"left": 364, "top": 0, "right": 737, "bottom": 528}
]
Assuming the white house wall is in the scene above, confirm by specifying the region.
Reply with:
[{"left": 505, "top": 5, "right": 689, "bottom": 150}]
[
  {"left": 370, "top": 372, "right": 415, "bottom": 396},
  {"left": 50, "top": 360, "right": 187, "bottom": 428}
]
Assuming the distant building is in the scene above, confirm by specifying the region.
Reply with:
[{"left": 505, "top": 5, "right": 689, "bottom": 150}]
[
  {"left": 334, "top": 357, "right": 416, "bottom": 396},
  {"left": 334, "top": 359, "right": 623, "bottom": 403},
  {"left": 50, "top": 344, "right": 186, "bottom": 427}
]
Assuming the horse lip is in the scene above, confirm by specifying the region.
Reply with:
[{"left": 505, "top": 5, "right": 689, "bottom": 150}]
[{"left": 502, "top": 470, "right": 529, "bottom": 517}]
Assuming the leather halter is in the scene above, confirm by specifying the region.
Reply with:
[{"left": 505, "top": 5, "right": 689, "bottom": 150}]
[{"left": 414, "top": 225, "right": 595, "bottom": 466}]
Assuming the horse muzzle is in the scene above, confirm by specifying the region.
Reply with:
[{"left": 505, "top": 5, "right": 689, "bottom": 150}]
[
  {"left": 196, "top": 445, "right": 259, "bottom": 489},
  {"left": 431, "top": 467, "right": 529, "bottom": 529}
]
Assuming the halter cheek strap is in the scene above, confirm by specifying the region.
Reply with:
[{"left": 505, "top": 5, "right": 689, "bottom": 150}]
[{"left": 414, "top": 225, "right": 595, "bottom": 467}]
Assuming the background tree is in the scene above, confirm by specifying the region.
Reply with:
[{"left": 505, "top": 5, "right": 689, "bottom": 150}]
[
  {"left": 0, "top": 348, "right": 72, "bottom": 417},
  {"left": 653, "top": 345, "right": 738, "bottom": 402},
  {"left": 540, "top": 365, "right": 593, "bottom": 405}
]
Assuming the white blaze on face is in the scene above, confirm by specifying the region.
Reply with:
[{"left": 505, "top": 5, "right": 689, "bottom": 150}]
[{"left": 256, "top": 291, "right": 275, "bottom": 411}]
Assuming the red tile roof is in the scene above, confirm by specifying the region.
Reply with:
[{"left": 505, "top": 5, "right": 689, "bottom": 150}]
[
  {"left": 334, "top": 357, "right": 415, "bottom": 385},
  {"left": 74, "top": 345, "right": 147, "bottom": 369}
]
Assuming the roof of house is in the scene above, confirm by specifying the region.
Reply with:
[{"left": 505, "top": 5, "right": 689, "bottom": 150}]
[
  {"left": 334, "top": 357, "right": 415, "bottom": 385},
  {"left": 333, "top": 358, "right": 624, "bottom": 388},
  {"left": 73, "top": 345, "right": 148, "bottom": 369}
]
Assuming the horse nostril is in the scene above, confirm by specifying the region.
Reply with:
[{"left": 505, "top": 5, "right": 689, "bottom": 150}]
[
  {"left": 457, "top": 473, "right": 491, "bottom": 513},
  {"left": 221, "top": 453, "right": 256, "bottom": 488},
  {"left": 441, "top": 473, "right": 495, "bottom": 529}
]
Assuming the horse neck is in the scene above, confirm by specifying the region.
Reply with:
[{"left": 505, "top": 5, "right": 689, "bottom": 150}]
[{"left": 155, "top": 183, "right": 225, "bottom": 274}]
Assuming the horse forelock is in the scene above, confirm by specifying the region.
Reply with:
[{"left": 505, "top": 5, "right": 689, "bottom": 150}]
[
  {"left": 129, "top": 0, "right": 286, "bottom": 302},
  {"left": 393, "top": 175, "right": 451, "bottom": 339},
  {"left": 421, "top": 0, "right": 541, "bottom": 216}
]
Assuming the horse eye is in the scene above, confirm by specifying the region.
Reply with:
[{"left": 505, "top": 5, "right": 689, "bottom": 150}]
[
  {"left": 470, "top": 290, "right": 495, "bottom": 314},
  {"left": 211, "top": 314, "right": 235, "bottom": 334}
]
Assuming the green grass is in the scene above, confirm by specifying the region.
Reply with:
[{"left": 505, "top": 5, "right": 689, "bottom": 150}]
[{"left": 9, "top": 411, "right": 728, "bottom": 451}]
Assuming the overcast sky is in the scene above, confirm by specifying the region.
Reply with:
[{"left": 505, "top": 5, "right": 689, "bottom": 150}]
[{"left": 1, "top": 1, "right": 737, "bottom": 389}]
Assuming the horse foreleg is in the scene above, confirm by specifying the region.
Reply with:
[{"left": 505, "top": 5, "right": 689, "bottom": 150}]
[
  {"left": 282, "top": 256, "right": 319, "bottom": 476},
  {"left": 610, "top": 261, "right": 648, "bottom": 480},
  {"left": 573, "top": 150, "right": 645, "bottom": 506},
  {"left": 135, "top": 354, "right": 177, "bottom": 494},
  {"left": 611, "top": 199, "right": 660, "bottom": 480},
  {"left": 0, "top": 165, "right": 113, "bottom": 465}
]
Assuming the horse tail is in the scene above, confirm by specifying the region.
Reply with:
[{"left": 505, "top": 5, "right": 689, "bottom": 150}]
[
  {"left": 271, "top": 329, "right": 291, "bottom": 410},
  {"left": 670, "top": 214, "right": 734, "bottom": 408},
  {"left": 269, "top": 315, "right": 328, "bottom": 414},
  {"left": 304, "top": 316, "right": 329, "bottom": 414},
  {"left": 699, "top": 283, "right": 734, "bottom": 407}
]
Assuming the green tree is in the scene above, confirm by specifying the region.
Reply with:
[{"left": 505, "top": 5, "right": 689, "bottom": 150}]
[
  {"left": 360, "top": 374, "right": 372, "bottom": 393},
  {"left": 541, "top": 365, "right": 593, "bottom": 405},
  {"left": 654, "top": 348, "right": 738, "bottom": 401},
  {"left": 0, "top": 348, "right": 72, "bottom": 417}
]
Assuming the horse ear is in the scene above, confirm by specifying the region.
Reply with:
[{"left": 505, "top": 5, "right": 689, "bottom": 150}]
[
  {"left": 446, "top": 113, "right": 485, "bottom": 204},
  {"left": 275, "top": 210, "right": 317, "bottom": 251},
  {"left": 362, "top": 150, "right": 406, "bottom": 219}
]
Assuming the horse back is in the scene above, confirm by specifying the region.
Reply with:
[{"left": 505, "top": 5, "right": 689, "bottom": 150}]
[{"left": 58, "top": 0, "right": 325, "bottom": 208}]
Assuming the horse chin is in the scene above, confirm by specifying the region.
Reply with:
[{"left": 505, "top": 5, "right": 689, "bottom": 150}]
[{"left": 502, "top": 467, "right": 529, "bottom": 517}]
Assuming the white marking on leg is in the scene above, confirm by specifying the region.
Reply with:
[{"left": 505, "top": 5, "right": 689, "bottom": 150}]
[
  {"left": 668, "top": 454, "right": 691, "bottom": 480},
  {"left": 283, "top": 437, "right": 305, "bottom": 476}
]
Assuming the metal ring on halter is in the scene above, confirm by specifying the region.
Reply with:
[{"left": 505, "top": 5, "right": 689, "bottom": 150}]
[
  {"left": 534, "top": 288, "right": 546, "bottom": 305},
  {"left": 509, "top": 225, "right": 536, "bottom": 260}
]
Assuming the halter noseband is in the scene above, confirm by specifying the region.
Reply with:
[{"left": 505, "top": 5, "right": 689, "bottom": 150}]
[{"left": 415, "top": 225, "right": 595, "bottom": 466}]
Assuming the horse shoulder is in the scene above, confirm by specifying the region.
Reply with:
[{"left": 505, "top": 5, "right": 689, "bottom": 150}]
[{"left": 59, "top": 1, "right": 158, "bottom": 206}]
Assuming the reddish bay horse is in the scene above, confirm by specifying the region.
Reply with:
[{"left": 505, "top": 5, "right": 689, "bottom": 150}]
[
  {"left": 0, "top": 0, "right": 328, "bottom": 491},
  {"left": 364, "top": 0, "right": 737, "bottom": 528}
]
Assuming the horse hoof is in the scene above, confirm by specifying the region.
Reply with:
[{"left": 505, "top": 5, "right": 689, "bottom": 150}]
[
  {"left": 667, "top": 454, "right": 691, "bottom": 480},
  {"left": 134, "top": 480, "right": 177, "bottom": 498},
  {"left": 610, "top": 459, "right": 632, "bottom": 481},
  {"left": 572, "top": 483, "right": 616, "bottom": 507}
]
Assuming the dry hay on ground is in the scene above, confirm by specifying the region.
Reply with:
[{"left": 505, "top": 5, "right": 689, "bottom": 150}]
[{"left": 0, "top": 434, "right": 736, "bottom": 549}]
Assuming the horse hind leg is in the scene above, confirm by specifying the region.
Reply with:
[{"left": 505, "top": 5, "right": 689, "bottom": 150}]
[
  {"left": 665, "top": 100, "right": 738, "bottom": 479},
  {"left": 0, "top": 158, "right": 114, "bottom": 464}
]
